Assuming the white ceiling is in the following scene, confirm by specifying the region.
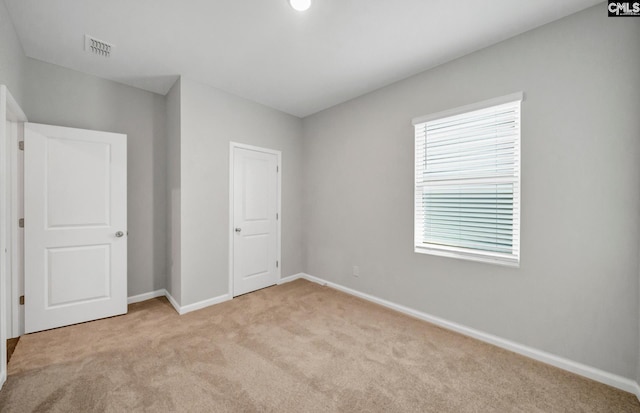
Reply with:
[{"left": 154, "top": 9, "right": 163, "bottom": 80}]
[{"left": 5, "top": 0, "right": 601, "bottom": 117}]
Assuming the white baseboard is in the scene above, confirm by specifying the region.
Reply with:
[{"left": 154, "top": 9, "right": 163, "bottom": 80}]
[
  {"left": 127, "top": 289, "right": 166, "bottom": 304},
  {"left": 277, "top": 273, "right": 306, "bottom": 285},
  {"left": 132, "top": 289, "right": 232, "bottom": 316},
  {"left": 179, "top": 294, "right": 232, "bottom": 315},
  {"left": 135, "top": 274, "right": 306, "bottom": 314},
  {"left": 295, "top": 273, "right": 639, "bottom": 396},
  {"left": 155, "top": 273, "right": 311, "bottom": 315},
  {"left": 164, "top": 290, "right": 181, "bottom": 314}
]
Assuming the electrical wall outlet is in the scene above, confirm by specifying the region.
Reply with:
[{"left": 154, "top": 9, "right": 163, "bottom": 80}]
[{"left": 352, "top": 265, "right": 360, "bottom": 277}]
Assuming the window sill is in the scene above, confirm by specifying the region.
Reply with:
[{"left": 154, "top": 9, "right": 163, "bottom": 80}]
[{"left": 414, "top": 246, "right": 520, "bottom": 268}]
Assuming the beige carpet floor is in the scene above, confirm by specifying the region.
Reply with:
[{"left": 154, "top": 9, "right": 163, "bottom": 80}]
[{"left": 1, "top": 279, "right": 638, "bottom": 412}]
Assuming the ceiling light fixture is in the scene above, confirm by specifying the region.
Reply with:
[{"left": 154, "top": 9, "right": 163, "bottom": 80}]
[{"left": 289, "top": 0, "right": 311, "bottom": 12}]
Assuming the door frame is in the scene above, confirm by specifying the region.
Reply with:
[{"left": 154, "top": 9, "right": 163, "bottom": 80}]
[
  {"left": 0, "top": 85, "right": 27, "bottom": 389},
  {"left": 9, "top": 118, "right": 24, "bottom": 339},
  {"left": 228, "top": 142, "right": 281, "bottom": 297}
]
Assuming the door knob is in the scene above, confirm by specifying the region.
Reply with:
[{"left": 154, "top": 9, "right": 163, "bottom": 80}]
[
  {"left": 235, "top": 228, "right": 242, "bottom": 233},
  {"left": 115, "top": 231, "right": 124, "bottom": 237}
]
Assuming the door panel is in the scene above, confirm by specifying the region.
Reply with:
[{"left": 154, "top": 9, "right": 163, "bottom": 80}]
[
  {"left": 25, "top": 123, "right": 127, "bottom": 334},
  {"left": 47, "top": 244, "right": 110, "bottom": 306},
  {"left": 241, "top": 234, "right": 269, "bottom": 277},
  {"left": 233, "top": 146, "right": 279, "bottom": 296},
  {"left": 46, "top": 138, "right": 110, "bottom": 227}
]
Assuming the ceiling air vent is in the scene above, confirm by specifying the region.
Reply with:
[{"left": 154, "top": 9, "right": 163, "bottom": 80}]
[{"left": 84, "top": 35, "right": 113, "bottom": 58}]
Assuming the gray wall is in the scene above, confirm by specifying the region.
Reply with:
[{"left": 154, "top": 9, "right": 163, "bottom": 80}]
[
  {"left": 302, "top": 5, "right": 640, "bottom": 379},
  {"left": 166, "top": 78, "right": 181, "bottom": 305},
  {"left": 179, "top": 77, "right": 303, "bottom": 305},
  {"left": 0, "top": 1, "right": 169, "bottom": 300},
  {"left": 0, "top": 0, "right": 25, "bottom": 105},
  {"left": 24, "top": 59, "right": 168, "bottom": 297}
]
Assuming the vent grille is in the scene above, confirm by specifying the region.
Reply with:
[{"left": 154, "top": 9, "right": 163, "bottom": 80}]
[{"left": 84, "top": 35, "right": 113, "bottom": 58}]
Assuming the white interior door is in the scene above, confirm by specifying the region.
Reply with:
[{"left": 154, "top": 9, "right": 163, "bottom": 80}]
[
  {"left": 24, "top": 123, "right": 127, "bottom": 334},
  {"left": 232, "top": 144, "right": 280, "bottom": 297}
]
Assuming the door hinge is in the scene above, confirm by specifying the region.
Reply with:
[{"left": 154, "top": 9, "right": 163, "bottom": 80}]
[
  {"left": 276, "top": 213, "right": 279, "bottom": 220},
  {"left": 19, "top": 295, "right": 24, "bottom": 305},
  {"left": 18, "top": 218, "right": 24, "bottom": 228},
  {"left": 18, "top": 141, "right": 24, "bottom": 151},
  {"left": 276, "top": 261, "right": 279, "bottom": 268},
  {"left": 276, "top": 165, "right": 279, "bottom": 172}
]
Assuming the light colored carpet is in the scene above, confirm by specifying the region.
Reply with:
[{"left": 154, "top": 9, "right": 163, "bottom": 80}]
[{"left": 1, "top": 279, "right": 638, "bottom": 412}]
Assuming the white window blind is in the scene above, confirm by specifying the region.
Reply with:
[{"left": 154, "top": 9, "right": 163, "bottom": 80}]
[{"left": 413, "top": 93, "right": 522, "bottom": 266}]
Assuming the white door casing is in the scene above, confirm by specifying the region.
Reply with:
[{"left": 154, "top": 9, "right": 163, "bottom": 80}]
[
  {"left": 24, "top": 123, "right": 127, "bottom": 334},
  {"left": 0, "top": 85, "right": 27, "bottom": 389},
  {"left": 230, "top": 143, "right": 280, "bottom": 297},
  {"left": 0, "top": 116, "right": 8, "bottom": 387},
  {"left": 9, "top": 120, "right": 24, "bottom": 338}
]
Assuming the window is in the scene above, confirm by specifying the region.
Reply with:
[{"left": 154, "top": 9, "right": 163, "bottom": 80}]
[{"left": 412, "top": 93, "right": 522, "bottom": 266}]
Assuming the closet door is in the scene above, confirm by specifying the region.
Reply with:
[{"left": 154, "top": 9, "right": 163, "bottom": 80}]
[{"left": 232, "top": 144, "right": 280, "bottom": 297}]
